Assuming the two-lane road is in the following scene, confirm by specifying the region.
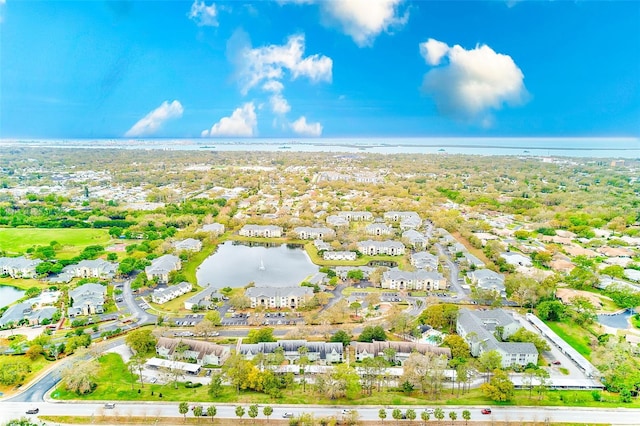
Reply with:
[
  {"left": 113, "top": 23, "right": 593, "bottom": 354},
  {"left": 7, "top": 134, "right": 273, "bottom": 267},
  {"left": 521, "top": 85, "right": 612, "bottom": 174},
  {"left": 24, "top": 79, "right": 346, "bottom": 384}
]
[{"left": 2, "top": 401, "right": 640, "bottom": 424}]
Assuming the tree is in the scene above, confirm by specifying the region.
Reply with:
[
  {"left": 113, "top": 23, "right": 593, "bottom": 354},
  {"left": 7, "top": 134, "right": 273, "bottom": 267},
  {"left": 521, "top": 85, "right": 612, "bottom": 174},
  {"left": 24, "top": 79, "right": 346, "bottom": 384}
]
[
  {"left": 206, "top": 405, "right": 217, "bottom": 422},
  {"left": 179, "top": 402, "right": 189, "bottom": 421},
  {"left": 223, "top": 354, "right": 253, "bottom": 393},
  {"left": 508, "top": 328, "right": 550, "bottom": 353},
  {"left": 389, "top": 312, "right": 413, "bottom": 336},
  {"left": 350, "top": 301, "right": 362, "bottom": 317},
  {"left": 346, "top": 269, "right": 364, "bottom": 282},
  {"left": 248, "top": 404, "right": 259, "bottom": 420},
  {"left": 481, "top": 369, "right": 515, "bottom": 402},
  {"left": 208, "top": 373, "right": 223, "bottom": 397},
  {"left": 478, "top": 350, "right": 502, "bottom": 380},
  {"left": 406, "top": 409, "right": 416, "bottom": 422},
  {"left": 125, "top": 329, "right": 157, "bottom": 354},
  {"left": 421, "top": 411, "right": 430, "bottom": 424},
  {"left": 442, "top": 334, "right": 470, "bottom": 359},
  {"left": 418, "top": 304, "right": 459, "bottom": 332},
  {"left": 61, "top": 358, "right": 100, "bottom": 395},
  {"left": 235, "top": 406, "right": 245, "bottom": 422},
  {"left": 537, "top": 300, "right": 566, "bottom": 321},
  {"left": 193, "top": 405, "right": 203, "bottom": 418},
  {"left": 26, "top": 344, "right": 42, "bottom": 361},
  {"left": 330, "top": 329, "right": 352, "bottom": 347},
  {"left": 245, "top": 327, "right": 276, "bottom": 343},
  {"left": 262, "top": 405, "right": 273, "bottom": 423},
  {"left": 205, "top": 310, "right": 221, "bottom": 325},
  {"left": 448, "top": 411, "right": 457, "bottom": 425},
  {"left": 462, "top": 410, "right": 471, "bottom": 425},
  {"left": 127, "top": 354, "right": 146, "bottom": 389},
  {"left": 358, "top": 325, "right": 387, "bottom": 342},
  {"left": 230, "top": 294, "right": 251, "bottom": 309},
  {"left": 434, "top": 408, "right": 445, "bottom": 424},
  {"left": 298, "top": 346, "right": 310, "bottom": 392},
  {"left": 263, "top": 406, "right": 273, "bottom": 423},
  {"left": 379, "top": 408, "right": 387, "bottom": 423},
  {"left": 392, "top": 408, "right": 403, "bottom": 424}
]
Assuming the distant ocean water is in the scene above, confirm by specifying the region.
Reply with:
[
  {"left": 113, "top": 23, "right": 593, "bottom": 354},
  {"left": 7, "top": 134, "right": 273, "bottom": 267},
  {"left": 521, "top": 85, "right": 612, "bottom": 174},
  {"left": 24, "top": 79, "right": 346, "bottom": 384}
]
[{"left": 2, "top": 137, "right": 639, "bottom": 158}]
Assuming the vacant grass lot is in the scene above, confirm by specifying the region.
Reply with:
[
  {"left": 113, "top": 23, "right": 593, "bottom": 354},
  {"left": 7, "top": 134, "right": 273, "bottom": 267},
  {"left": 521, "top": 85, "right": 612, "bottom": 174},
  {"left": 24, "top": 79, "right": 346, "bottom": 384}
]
[
  {"left": 545, "top": 321, "right": 593, "bottom": 358},
  {"left": 52, "top": 353, "right": 640, "bottom": 409},
  {"left": 0, "top": 228, "right": 113, "bottom": 259}
]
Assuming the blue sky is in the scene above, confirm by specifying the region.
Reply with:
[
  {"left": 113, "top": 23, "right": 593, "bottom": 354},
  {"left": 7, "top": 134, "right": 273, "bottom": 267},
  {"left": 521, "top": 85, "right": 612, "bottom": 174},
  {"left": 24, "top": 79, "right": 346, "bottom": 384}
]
[{"left": 1, "top": 0, "right": 639, "bottom": 139}]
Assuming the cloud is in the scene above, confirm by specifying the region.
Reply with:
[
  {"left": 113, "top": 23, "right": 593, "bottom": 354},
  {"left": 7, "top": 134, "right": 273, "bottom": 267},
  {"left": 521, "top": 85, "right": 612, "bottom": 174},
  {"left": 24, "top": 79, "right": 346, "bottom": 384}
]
[
  {"left": 320, "top": 0, "right": 408, "bottom": 47},
  {"left": 270, "top": 94, "right": 291, "bottom": 115},
  {"left": 188, "top": 0, "right": 218, "bottom": 27},
  {"left": 290, "top": 116, "right": 322, "bottom": 136},
  {"left": 125, "top": 100, "right": 183, "bottom": 137},
  {"left": 236, "top": 33, "right": 332, "bottom": 95},
  {"left": 419, "top": 38, "right": 528, "bottom": 124},
  {"left": 420, "top": 38, "right": 449, "bottom": 66},
  {"left": 202, "top": 102, "right": 257, "bottom": 137}
]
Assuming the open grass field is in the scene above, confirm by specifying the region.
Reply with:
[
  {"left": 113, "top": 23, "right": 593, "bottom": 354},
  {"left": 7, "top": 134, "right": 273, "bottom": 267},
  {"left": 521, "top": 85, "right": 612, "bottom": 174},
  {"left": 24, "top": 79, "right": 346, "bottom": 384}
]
[
  {"left": 0, "top": 228, "right": 113, "bottom": 259},
  {"left": 545, "top": 321, "right": 592, "bottom": 358}
]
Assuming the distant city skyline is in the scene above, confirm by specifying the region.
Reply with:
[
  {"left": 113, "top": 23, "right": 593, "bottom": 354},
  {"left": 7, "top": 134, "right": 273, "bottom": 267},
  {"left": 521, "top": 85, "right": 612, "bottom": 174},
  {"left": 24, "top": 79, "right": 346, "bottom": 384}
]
[{"left": 1, "top": 0, "right": 639, "bottom": 139}]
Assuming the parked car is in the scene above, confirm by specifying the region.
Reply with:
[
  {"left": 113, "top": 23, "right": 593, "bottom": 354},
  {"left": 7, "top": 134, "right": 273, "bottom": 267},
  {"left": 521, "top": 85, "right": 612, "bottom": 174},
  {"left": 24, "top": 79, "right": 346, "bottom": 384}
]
[
  {"left": 282, "top": 412, "right": 294, "bottom": 418},
  {"left": 26, "top": 408, "right": 39, "bottom": 414},
  {"left": 481, "top": 408, "right": 492, "bottom": 415}
]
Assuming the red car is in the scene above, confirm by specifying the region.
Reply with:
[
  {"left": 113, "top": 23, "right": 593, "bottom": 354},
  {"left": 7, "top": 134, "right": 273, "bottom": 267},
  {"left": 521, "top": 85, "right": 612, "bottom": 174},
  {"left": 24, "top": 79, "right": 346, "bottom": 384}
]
[
  {"left": 552, "top": 361, "right": 561, "bottom": 365},
  {"left": 481, "top": 408, "right": 492, "bottom": 415}
]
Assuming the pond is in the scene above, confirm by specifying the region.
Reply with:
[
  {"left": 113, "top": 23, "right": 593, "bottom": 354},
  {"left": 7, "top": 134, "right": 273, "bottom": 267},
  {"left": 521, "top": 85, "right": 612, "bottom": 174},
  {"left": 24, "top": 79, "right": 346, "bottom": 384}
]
[
  {"left": 597, "top": 309, "right": 634, "bottom": 329},
  {"left": 0, "top": 285, "right": 25, "bottom": 309},
  {"left": 196, "top": 241, "right": 319, "bottom": 288}
]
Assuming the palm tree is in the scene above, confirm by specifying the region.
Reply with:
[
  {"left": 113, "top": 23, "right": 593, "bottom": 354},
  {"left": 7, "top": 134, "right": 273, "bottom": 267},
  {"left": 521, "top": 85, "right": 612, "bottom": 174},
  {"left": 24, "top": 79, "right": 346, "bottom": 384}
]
[
  {"left": 379, "top": 408, "right": 387, "bottom": 424},
  {"left": 392, "top": 408, "right": 403, "bottom": 425},
  {"left": 421, "top": 411, "right": 430, "bottom": 425},
  {"left": 263, "top": 406, "right": 273, "bottom": 424},
  {"left": 248, "top": 404, "right": 259, "bottom": 421},
  {"left": 235, "top": 406, "right": 245, "bottom": 424},
  {"left": 206, "top": 406, "right": 217, "bottom": 423},
  {"left": 193, "top": 405, "right": 203, "bottom": 422},
  {"left": 462, "top": 410, "right": 471, "bottom": 425},
  {"left": 448, "top": 411, "right": 457, "bottom": 425},
  {"left": 298, "top": 346, "right": 310, "bottom": 392},
  {"left": 406, "top": 409, "right": 416, "bottom": 423},
  {"left": 178, "top": 402, "right": 189, "bottom": 422},
  {"left": 434, "top": 408, "right": 445, "bottom": 425}
]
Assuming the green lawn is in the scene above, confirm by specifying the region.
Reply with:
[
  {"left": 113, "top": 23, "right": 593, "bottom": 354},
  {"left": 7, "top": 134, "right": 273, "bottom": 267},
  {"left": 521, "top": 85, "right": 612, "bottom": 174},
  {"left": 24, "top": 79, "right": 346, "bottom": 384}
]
[
  {"left": 545, "top": 321, "right": 592, "bottom": 358},
  {"left": 0, "top": 228, "right": 113, "bottom": 259}
]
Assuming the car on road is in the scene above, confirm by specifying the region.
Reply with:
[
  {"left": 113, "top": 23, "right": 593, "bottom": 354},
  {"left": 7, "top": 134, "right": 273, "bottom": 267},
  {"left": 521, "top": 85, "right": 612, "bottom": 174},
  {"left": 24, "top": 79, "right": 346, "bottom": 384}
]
[
  {"left": 481, "top": 408, "right": 492, "bottom": 415},
  {"left": 282, "top": 412, "right": 294, "bottom": 418},
  {"left": 105, "top": 403, "right": 116, "bottom": 409},
  {"left": 26, "top": 408, "right": 39, "bottom": 414},
  {"left": 424, "top": 408, "right": 435, "bottom": 414},
  {"left": 552, "top": 360, "right": 561, "bottom": 365}
]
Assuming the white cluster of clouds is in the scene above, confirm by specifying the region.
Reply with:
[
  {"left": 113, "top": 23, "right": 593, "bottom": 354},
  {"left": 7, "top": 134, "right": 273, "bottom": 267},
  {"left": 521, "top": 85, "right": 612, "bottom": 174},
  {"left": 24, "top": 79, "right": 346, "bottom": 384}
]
[
  {"left": 281, "top": 0, "right": 408, "bottom": 47},
  {"left": 125, "top": 100, "right": 183, "bottom": 137},
  {"left": 203, "top": 33, "right": 328, "bottom": 137},
  {"left": 201, "top": 102, "right": 257, "bottom": 137},
  {"left": 290, "top": 116, "right": 322, "bottom": 136},
  {"left": 237, "top": 34, "right": 332, "bottom": 95},
  {"left": 188, "top": 0, "right": 218, "bottom": 27},
  {"left": 419, "top": 38, "right": 528, "bottom": 126}
]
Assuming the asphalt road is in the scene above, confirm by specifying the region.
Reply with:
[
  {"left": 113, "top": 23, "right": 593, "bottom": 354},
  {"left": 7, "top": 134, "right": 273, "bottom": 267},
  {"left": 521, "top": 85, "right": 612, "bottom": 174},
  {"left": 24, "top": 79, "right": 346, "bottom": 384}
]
[{"left": 2, "top": 401, "right": 640, "bottom": 424}]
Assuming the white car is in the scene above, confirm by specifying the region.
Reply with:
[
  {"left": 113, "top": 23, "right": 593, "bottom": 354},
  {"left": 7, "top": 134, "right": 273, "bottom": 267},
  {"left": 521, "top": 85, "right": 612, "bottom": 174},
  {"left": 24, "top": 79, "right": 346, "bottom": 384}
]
[{"left": 424, "top": 408, "right": 435, "bottom": 414}]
